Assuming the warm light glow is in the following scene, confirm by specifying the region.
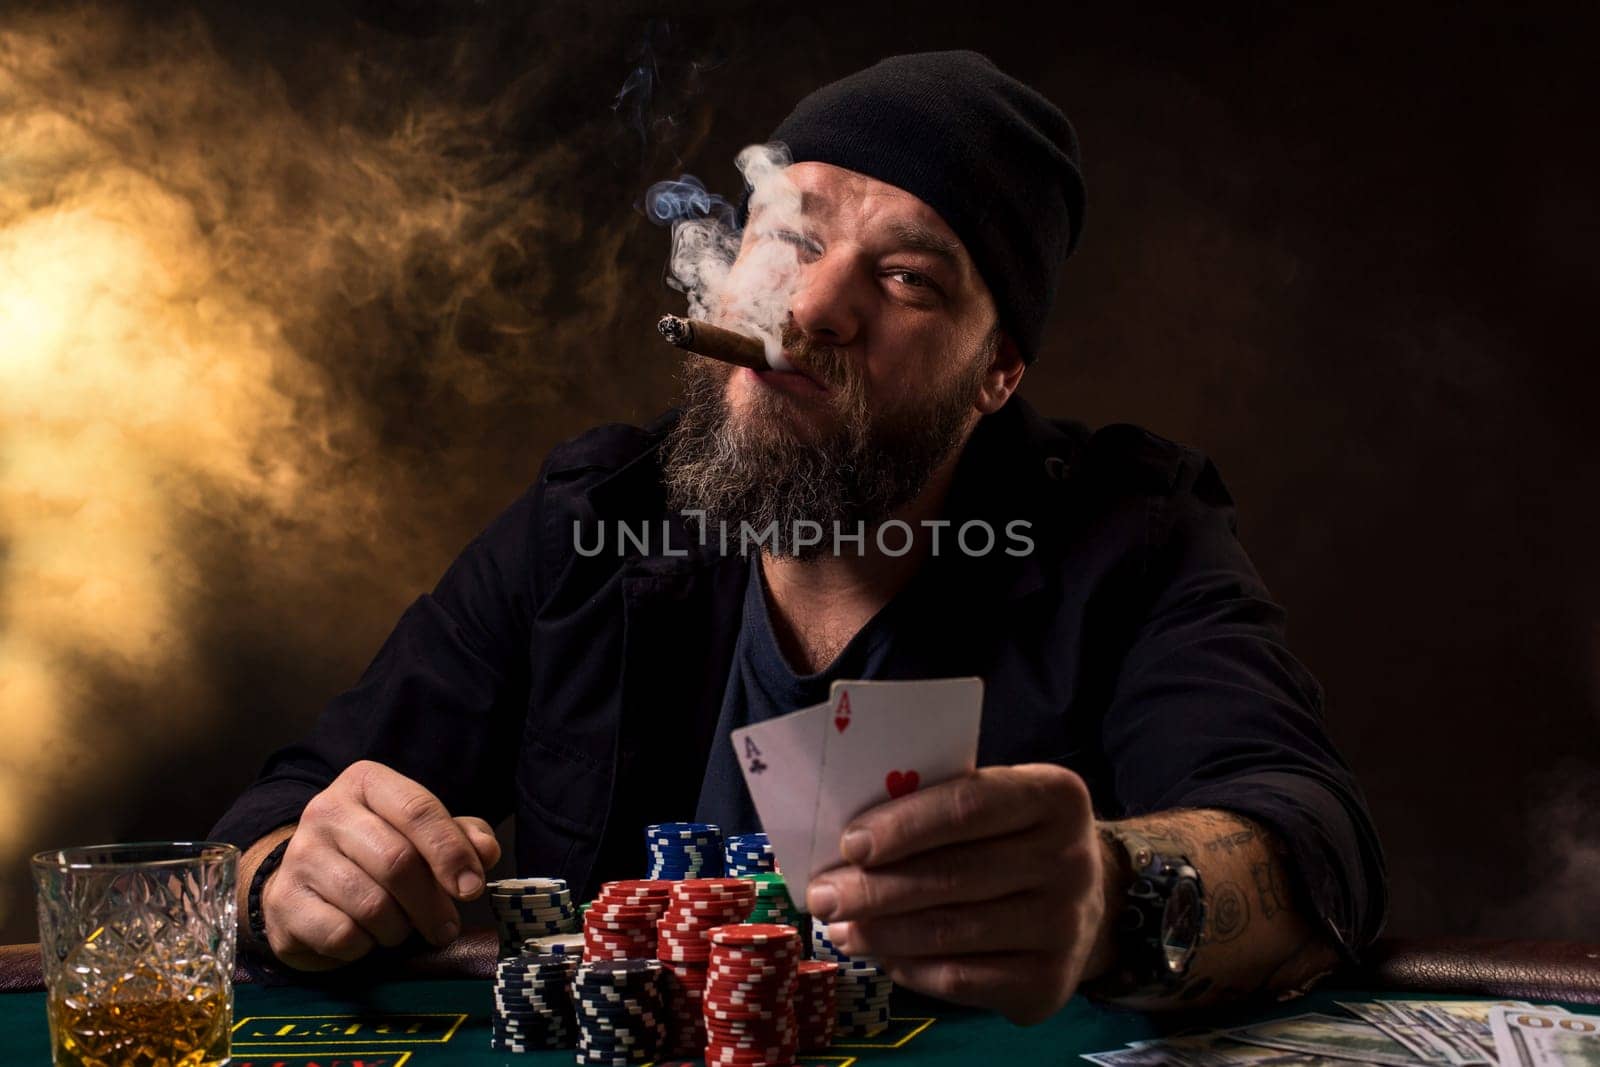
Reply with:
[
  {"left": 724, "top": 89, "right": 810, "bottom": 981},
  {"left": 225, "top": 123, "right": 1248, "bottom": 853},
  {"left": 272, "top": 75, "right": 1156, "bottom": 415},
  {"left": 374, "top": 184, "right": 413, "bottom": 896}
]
[{"left": 0, "top": 4, "right": 543, "bottom": 927}]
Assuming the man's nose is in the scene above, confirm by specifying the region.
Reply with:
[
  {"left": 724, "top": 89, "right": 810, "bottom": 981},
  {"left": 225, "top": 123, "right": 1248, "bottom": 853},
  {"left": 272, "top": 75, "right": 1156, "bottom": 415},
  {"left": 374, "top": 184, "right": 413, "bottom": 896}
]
[{"left": 788, "top": 251, "right": 864, "bottom": 348}]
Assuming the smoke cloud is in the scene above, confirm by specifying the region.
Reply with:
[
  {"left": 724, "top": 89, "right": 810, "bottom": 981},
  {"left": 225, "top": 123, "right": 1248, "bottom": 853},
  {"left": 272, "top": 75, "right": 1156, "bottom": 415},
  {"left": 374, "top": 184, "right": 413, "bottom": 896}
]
[
  {"left": 645, "top": 143, "right": 804, "bottom": 367},
  {"left": 0, "top": 1, "right": 718, "bottom": 937}
]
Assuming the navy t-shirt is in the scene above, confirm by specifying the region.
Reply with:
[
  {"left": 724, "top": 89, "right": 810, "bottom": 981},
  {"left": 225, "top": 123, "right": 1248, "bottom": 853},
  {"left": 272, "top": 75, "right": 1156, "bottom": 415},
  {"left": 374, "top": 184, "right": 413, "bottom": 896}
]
[{"left": 694, "top": 554, "right": 900, "bottom": 834}]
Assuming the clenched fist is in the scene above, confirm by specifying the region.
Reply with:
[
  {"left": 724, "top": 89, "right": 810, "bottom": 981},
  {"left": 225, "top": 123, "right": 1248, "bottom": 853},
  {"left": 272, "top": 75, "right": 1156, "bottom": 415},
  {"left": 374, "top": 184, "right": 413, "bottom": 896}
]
[{"left": 261, "top": 761, "right": 501, "bottom": 971}]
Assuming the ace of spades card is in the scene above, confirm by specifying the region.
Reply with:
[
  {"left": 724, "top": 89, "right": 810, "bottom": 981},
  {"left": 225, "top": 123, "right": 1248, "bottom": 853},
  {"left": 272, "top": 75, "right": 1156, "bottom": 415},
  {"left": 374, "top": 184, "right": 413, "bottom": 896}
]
[
  {"left": 730, "top": 700, "right": 832, "bottom": 901},
  {"left": 805, "top": 677, "right": 984, "bottom": 889}
]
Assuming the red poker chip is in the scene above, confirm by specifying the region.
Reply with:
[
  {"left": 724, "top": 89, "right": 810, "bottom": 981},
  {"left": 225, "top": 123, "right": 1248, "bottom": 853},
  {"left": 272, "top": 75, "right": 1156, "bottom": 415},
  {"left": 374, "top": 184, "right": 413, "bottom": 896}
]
[
  {"left": 707, "top": 1034, "right": 799, "bottom": 1048},
  {"left": 656, "top": 920, "right": 721, "bottom": 934},
  {"left": 706, "top": 1041, "right": 801, "bottom": 1060},
  {"left": 797, "top": 960, "right": 839, "bottom": 976},
  {"left": 703, "top": 1011, "right": 790, "bottom": 1028},
  {"left": 707, "top": 1026, "right": 798, "bottom": 1040},
  {"left": 709, "top": 923, "right": 799, "bottom": 945},
  {"left": 708, "top": 941, "right": 802, "bottom": 956},
  {"left": 707, "top": 1024, "right": 799, "bottom": 1038},
  {"left": 673, "top": 904, "right": 755, "bottom": 919},
  {"left": 707, "top": 1051, "right": 800, "bottom": 1066},
  {"left": 585, "top": 908, "right": 661, "bottom": 922},
  {"left": 704, "top": 979, "right": 796, "bottom": 998},
  {"left": 706, "top": 975, "right": 797, "bottom": 990},
  {"left": 584, "top": 928, "right": 653, "bottom": 941},
  {"left": 659, "top": 961, "right": 707, "bottom": 975},
  {"left": 671, "top": 878, "right": 751, "bottom": 894},
  {"left": 705, "top": 974, "right": 796, "bottom": 990},
  {"left": 585, "top": 910, "right": 662, "bottom": 924},
  {"left": 703, "top": 1001, "right": 791, "bottom": 1020},
  {"left": 711, "top": 946, "right": 799, "bottom": 961},
  {"left": 660, "top": 952, "right": 710, "bottom": 964},
  {"left": 705, "top": 975, "right": 793, "bottom": 991},
  {"left": 668, "top": 913, "right": 748, "bottom": 927},
  {"left": 707, "top": 959, "right": 793, "bottom": 979},
  {"left": 709, "top": 1034, "right": 800, "bottom": 1048},
  {"left": 706, "top": 988, "right": 797, "bottom": 1006},
  {"left": 584, "top": 928, "right": 651, "bottom": 940},
  {"left": 588, "top": 902, "right": 662, "bottom": 921},
  {"left": 707, "top": 959, "right": 797, "bottom": 974},
  {"left": 584, "top": 920, "right": 657, "bottom": 933},
  {"left": 600, "top": 879, "right": 673, "bottom": 894},
  {"left": 707, "top": 1041, "right": 799, "bottom": 1056}
]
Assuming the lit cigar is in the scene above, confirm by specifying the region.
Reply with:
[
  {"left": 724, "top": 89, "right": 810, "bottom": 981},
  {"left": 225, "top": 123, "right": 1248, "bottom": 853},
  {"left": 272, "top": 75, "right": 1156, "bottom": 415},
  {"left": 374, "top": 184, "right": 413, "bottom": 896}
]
[{"left": 657, "top": 314, "right": 776, "bottom": 371}]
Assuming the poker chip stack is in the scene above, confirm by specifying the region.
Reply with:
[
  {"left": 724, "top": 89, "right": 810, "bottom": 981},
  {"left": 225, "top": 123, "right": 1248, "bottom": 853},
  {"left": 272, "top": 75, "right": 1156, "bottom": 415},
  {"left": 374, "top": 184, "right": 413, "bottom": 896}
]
[
  {"left": 490, "top": 952, "right": 578, "bottom": 1053},
  {"left": 646, "top": 822, "right": 725, "bottom": 879},
  {"left": 573, "top": 959, "right": 667, "bottom": 1065},
  {"left": 488, "top": 877, "right": 579, "bottom": 957},
  {"left": 795, "top": 960, "right": 841, "bottom": 1051},
  {"left": 582, "top": 880, "right": 672, "bottom": 962},
  {"left": 811, "top": 920, "right": 893, "bottom": 1038},
  {"left": 742, "top": 872, "right": 805, "bottom": 929},
  {"left": 723, "top": 832, "right": 776, "bottom": 876},
  {"left": 703, "top": 923, "right": 802, "bottom": 1067},
  {"left": 655, "top": 879, "right": 759, "bottom": 1057}
]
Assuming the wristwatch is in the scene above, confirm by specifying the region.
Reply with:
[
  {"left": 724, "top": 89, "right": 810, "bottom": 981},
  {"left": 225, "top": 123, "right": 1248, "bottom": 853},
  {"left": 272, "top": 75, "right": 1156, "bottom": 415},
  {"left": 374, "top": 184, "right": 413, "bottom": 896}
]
[{"left": 1098, "top": 828, "right": 1205, "bottom": 990}]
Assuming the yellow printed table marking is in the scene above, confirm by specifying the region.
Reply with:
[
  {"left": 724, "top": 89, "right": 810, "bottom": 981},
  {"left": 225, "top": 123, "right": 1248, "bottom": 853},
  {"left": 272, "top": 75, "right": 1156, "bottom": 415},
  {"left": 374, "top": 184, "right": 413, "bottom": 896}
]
[
  {"left": 832, "top": 1016, "right": 936, "bottom": 1049},
  {"left": 229, "top": 1054, "right": 413, "bottom": 1067},
  {"left": 232, "top": 1012, "right": 465, "bottom": 1045}
]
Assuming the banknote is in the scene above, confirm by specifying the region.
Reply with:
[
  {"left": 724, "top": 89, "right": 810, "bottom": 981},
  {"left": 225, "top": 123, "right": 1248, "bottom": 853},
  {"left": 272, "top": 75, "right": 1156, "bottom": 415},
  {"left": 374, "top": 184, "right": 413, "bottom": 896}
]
[
  {"left": 1226, "top": 1012, "right": 1422, "bottom": 1065},
  {"left": 1338, "top": 999, "right": 1538, "bottom": 1064},
  {"left": 1149, "top": 1032, "right": 1360, "bottom": 1066},
  {"left": 1489, "top": 1007, "right": 1600, "bottom": 1067},
  {"left": 1081, "top": 1035, "right": 1333, "bottom": 1066}
]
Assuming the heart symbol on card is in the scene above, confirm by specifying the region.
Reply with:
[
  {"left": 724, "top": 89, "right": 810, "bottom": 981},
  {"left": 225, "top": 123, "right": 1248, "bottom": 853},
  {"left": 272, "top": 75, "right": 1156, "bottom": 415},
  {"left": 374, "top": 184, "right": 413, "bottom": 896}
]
[
  {"left": 834, "top": 715, "right": 850, "bottom": 733},
  {"left": 885, "top": 769, "right": 920, "bottom": 798}
]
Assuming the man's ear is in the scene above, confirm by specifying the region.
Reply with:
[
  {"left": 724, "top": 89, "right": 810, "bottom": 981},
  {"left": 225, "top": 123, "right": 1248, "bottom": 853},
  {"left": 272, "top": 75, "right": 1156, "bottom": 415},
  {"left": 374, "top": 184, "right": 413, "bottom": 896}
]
[{"left": 975, "top": 331, "right": 1026, "bottom": 415}]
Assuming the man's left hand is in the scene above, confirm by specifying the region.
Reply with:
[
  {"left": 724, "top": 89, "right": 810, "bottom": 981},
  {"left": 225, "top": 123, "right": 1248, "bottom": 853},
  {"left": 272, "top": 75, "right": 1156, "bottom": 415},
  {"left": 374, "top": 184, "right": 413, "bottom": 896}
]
[{"left": 804, "top": 763, "right": 1108, "bottom": 1026}]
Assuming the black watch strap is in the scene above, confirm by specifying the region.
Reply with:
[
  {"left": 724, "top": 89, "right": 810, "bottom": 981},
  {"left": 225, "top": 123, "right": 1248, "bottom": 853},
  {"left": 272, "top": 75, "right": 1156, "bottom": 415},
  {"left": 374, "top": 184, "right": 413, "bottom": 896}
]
[{"left": 247, "top": 838, "right": 292, "bottom": 953}]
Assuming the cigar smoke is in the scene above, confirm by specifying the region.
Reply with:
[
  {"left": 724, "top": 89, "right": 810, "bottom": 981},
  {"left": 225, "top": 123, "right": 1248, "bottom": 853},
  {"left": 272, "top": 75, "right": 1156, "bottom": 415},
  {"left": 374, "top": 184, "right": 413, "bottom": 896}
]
[
  {"left": 644, "top": 143, "right": 805, "bottom": 367},
  {"left": 0, "top": 3, "right": 710, "bottom": 940}
]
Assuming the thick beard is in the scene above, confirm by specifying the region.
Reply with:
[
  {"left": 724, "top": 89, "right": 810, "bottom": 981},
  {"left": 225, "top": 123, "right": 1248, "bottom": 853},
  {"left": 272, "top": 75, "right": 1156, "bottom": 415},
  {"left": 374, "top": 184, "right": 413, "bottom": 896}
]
[{"left": 660, "top": 333, "right": 994, "bottom": 561}]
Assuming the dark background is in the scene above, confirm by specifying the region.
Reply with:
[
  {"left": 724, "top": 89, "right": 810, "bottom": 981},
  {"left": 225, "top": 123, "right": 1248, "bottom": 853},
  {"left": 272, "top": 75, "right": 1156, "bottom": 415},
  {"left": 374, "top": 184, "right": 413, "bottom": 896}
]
[{"left": 2, "top": 0, "right": 1595, "bottom": 947}]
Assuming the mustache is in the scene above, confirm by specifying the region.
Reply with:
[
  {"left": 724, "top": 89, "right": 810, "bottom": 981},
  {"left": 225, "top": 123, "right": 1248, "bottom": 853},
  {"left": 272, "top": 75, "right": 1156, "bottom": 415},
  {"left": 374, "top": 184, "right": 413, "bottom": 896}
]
[{"left": 778, "top": 325, "right": 854, "bottom": 392}]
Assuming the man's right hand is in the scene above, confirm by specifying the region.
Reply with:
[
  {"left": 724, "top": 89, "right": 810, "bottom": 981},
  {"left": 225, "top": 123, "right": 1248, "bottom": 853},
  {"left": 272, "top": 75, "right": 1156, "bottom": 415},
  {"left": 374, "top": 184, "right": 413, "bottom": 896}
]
[{"left": 261, "top": 760, "right": 501, "bottom": 971}]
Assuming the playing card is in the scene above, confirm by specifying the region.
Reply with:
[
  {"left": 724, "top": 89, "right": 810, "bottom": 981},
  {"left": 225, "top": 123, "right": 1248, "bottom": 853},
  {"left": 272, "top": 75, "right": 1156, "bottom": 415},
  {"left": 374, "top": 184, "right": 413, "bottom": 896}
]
[
  {"left": 731, "top": 699, "right": 830, "bottom": 902},
  {"left": 806, "top": 677, "right": 983, "bottom": 889}
]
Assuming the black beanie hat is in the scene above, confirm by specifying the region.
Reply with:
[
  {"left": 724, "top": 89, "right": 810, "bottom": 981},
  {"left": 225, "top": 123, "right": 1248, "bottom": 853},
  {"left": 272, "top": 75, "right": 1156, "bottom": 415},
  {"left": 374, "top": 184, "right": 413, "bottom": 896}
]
[{"left": 764, "top": 50, "right": 1085, "bottom": 362}]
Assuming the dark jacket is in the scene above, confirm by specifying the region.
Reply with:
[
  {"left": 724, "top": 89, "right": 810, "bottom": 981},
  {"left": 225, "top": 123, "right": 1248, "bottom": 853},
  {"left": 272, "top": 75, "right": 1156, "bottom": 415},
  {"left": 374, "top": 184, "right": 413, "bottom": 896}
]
[{"left": 211, "top": 394, "right": 1387, "bottom": 952}]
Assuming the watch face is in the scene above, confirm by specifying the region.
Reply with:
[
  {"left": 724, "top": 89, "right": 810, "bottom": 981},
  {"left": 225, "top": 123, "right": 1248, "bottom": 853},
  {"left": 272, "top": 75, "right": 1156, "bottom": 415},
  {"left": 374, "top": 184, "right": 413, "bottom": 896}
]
[{"left": 1161, "top": 877, "right": 1204, "bottom": 973}]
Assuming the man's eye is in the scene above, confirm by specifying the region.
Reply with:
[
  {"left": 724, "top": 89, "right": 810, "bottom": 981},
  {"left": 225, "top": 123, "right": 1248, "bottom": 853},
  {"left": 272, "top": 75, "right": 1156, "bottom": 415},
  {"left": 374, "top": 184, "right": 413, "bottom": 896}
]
[{"left": 887, "top": 270, "right": 930, "bottom": 288}]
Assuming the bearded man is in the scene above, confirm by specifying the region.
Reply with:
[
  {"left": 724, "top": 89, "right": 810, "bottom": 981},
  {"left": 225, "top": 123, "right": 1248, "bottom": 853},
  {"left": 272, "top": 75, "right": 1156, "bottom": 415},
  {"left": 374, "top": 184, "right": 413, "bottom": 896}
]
[{"left": 212, "top": 52, "right": 1386, "bottom": 1022}]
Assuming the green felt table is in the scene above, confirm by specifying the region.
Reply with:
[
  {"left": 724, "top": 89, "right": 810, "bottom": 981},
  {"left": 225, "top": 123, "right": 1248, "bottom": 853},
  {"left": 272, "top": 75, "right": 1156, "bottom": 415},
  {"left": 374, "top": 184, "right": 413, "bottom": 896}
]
[{"left": 3, "top": 979, "right": 1595, "bottom": 1066}]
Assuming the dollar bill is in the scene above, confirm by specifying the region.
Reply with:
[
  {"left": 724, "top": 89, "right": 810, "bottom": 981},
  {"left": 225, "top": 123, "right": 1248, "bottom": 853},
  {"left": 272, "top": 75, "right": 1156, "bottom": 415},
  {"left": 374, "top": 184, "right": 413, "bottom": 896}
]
[
  {"left": 1338, "top": 1000, "right": 1539, "bottom": 1064},
  {"left": 1082, "top": 1035, "right": 1346, "bottom": 1066},
  {"left": 1489, "top": 1007, "right": 1600, "bottom": 1067},
  {"left": 1226, "top": 1012, "right": 1423, "bottom": 1065}
]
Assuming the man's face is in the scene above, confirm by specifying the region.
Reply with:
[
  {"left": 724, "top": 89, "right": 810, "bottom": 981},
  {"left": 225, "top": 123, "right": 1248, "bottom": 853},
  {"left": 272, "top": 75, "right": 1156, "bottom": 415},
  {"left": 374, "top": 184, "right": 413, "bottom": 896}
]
[
  {"left": 662, "top": 162, "right": 1006, "bottom": 558},
  {"left": 721, "top": 162, "right": 1000, "bottom": 440}
]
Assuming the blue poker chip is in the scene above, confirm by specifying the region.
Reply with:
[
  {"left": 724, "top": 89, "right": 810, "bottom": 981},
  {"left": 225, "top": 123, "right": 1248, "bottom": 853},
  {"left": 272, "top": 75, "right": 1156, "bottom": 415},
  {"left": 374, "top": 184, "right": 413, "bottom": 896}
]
[{"left": 646, "top": 821, "right": 720, "bottom": 836}]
